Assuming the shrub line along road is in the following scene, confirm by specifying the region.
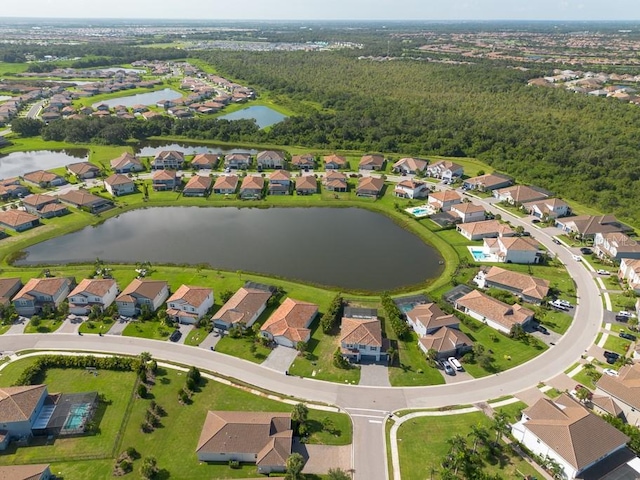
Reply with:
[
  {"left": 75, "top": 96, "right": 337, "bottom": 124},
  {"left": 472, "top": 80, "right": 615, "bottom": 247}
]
[{"left": 0, "top": 190, "right": 602, "bottom": 479}]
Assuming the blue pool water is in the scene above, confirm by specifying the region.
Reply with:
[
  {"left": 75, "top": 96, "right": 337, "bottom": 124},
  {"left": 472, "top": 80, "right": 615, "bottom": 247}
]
[
  {"left": 469, "top": 247, "right": 490, "bottom": 262},
  {"left": 63, "top": 403, "right": 91, "bottom": 430}
]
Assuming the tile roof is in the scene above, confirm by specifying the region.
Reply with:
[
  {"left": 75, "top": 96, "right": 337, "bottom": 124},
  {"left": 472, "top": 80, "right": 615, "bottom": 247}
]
[
  {"left": 559, "top": 215, "right": 630, "bottom": 236},
  {"left": 451, "top": 202, "right": 485, "bottom": 214},
  {"left": 294, "top": 176, "right": 317, "bottom": 190},
  {"left": 495, "top": 236, "right": 541, "bottom": 252},
  {"left": 0, "top": 210, "right": 38, "bottom": 227},
  {"left": 418, "top": 326, "right": 473, "bottom": 354},
  {"left": 23, "top": 170, "right": 61, "bottom": 184},
  {"left": 324, "top": 154, "right": 347, "bottom": 166},
  {"left": 104, "top": 174, "right": 133, "bottom": 186},
  {"left": 359, "top": 154, "right": 384, "bottom": 167},
  {"left": 214, "top": 175, "right": 239, "bottom": 190},
  {"left": 393, "top": 157, "right": 428, "bottom": 171},
  {"left": 14, "top": 277, "right": 70, "bottom": 300},
  {"left": 58, "top": 189, "right": 108, "bottom": 207},
  {"left": 68, "top": 278, "right": 116, "bottom": 298},
  {"left": 456, "top": 290, "right": 534, "bottom": 330},
  {"left": 110, "top": 152, "right": 141, "bottom": 170},
  {"left": 357, "top": 176, "right": 384, "bottom": 192},
  {"left": 483, "top": 266, "right": 549, "bottom": 301},
  {"left": 21, "top": 194, "right": 57, "bottom": 208},
  {"left": 260, "top": 298, "right": 318, "bottom": 343},
  {"left": 256, "top": 150, "right": 285, "bottom": 161},
  {"left": 495, "top": 185, "right": 549, "bottom": 203},
  {"left": 291, "top": 154, "right": 315, "bottom": 166},
  {"left": 598, "top": 232, "right": 640, "bottom": 255},
  {"left": 152, "top": 169, "right": 177, "bottom": 181},
  {"left": 396, "top": 179, "right": 427, "bottom": 189},
  {"left": 0, "top": 384, "right": 47, "bottom": 423},
  {"left": 166, "top": 285, "right": 212, "bottom": 308},
  {"left": 213, "top": 287, "right": 271, "bottom": 326},
  {"left": 0, "top": 463, "right": 50, "bottom": 480},
  {"left": 590, "top": 395, "right": 624, "bottom": 417},
  {"left": 241, "top": 175, "right": 264, "bottom": 190},
  {"left": 465, "top": 173, "right": 512, "bottom": 189},
  {"left": 523, "top": 197, "right": 569, "bottom": 213},
  {"left": 428, "top": 160, "right": 463, "bottom": 172},
  {"left": 595, "top": 363, "right": 640, "bottom": 410},
  {"left": 340, "top": 317, "right": 383, "bottom": 347},
  {"left": 458, "top": 219, "right": 514, "bottom": 237},
  {"left": 184, "top": 175, "right": 212, "bottom": 190},
  {"left": 225, "top": 153, "right": 251, "bottom": 162},
  {"left": 38, "top": 203, "right": 67, "bottom": 215},
  {"left": 155, "top": 150, "right": 184, "bottom": 160},
  {"left": 117, "top": 279, "right": 167, "bottom": 302},
  {"left": 191, "top": 153, "right": 218, "bottom": 166},
  {"left": 0, "top": 278, "right": 21, "bottom": 304},
  {"left": 66, "top": 161, "right": 99, "bottom": 176},
  {"left": 429, "top": 190, "right": 462, "bottom": 203},
  {"left": 269, "top": 170, "right": 291, "bottom": 181},
  {"left": 407, "top": 303, "right": 460, "bottom": 332}
]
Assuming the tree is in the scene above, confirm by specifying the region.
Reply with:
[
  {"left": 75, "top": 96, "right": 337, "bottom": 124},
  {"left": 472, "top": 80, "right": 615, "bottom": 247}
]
[
  {"left": 11, "top": 117, "right": 44, "bottom": 137},
  {"left": 285, "top": 452, "right": 305, "bottom": 480},
  {"left": 296, "top": 341, "right": 308, "bottom": 354},
  {"left": 575, "top": 387, "right": 592, "bottom": 403},
  {"left": 387, "top": 346, "right": 397, "bottom": 365},
  {"left": 425, "top": 348, "right": 438, "bottom": 367},
  {"left": 327, "top": 468, "right": 350, "bottom": 480},
  {"left": 491, "top": 411, "right": 509, "bottom": 444},
  {"left": 544, "top": 455, "right": 564, "bottom": 479},
  {"left": 292, "top": 403, "right": 309, "bottom": 425},
  {"left": 220, "top": 289, "right": 234, "bottom": 303},
  {"left": 468, "top": 424, "right": 489, "bottom": 454},
  {"left": 139, "top": 456, "right": 158, "bottom": 480}
]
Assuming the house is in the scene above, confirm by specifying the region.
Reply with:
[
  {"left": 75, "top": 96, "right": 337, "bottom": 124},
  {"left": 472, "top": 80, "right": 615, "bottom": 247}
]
[
  {"left": 595, "top": 232, "right": 640, "bottom": 261},
  {"left": 21, "top": 194, "right": 67, "bottom": 219},
  {"left": 323, "top": 154, "right": 347, "bottom": 170},
  {"left": 0, "top": 278, "right": 22, "bottom": 306},
  {"left": 484, "top": 236, "right": 542, "bottom": 264},
  {"left": 340, "top": 316, "right": 385, "bottom": 362},
  {"left": 66, "top": 162, "right": 100, "bottom": 179},
  {"left": 67, "top": 278, "right": 118, "bottom": 315},
  {"left": 260, "top": 298, "right": 318, "bottom": 348},
  {"left": 359, "top": 154, "right": 385, "bottom": 170},
  {"left": 191, "top": 153, "right": 218, "bottom": 170},
  {"left": 110, "top": 152, "right": 144, "bottom": 174},
  {"left": 13, "top": 277, "right": 72, "bottom": 316},
  {"left": 0, "top": 178, "right": 29, "bottom": 200},
  {"left": 425, "top": 160, "right": 463, "bottom": 181},
  {"left": 213, "top": 175, "right": 239, "bottom": 194},
  {"left": 0, "top": 384, "right": 49, "bottom": 450},
  {"left": 455, "top": 289, "right": 534, "bottom": 334},
  {"left": 166, "top": 285, "right": 214, "bottom": 324},
  {"left": 152, "top": 151, "right": 184, "bottom": 170},
  {"left": 268, "top": 170, "right": 291, "bottom": 195},
  {"left": 115, "top": 279, "right": 169, "bottom": 317},
  {"left": 58, "top": 190, "right": 114, "bottom": 214},
  {"left": 291, "top": 154, "right": 315, "bottom": 170},
  {"left": 294, "top": 175, "right": 317, "bottom": 195},
  {"left": 474, "top": 267, "right": 550, "bottom": 304},
  {"left": 418, "top": 326, "right": 474, "bottom": 359},
  {"left": 457, "top": 220, "right": 515, "bottom": 241},
  {"left": 256, "top": 150, "right": 286, "bottom": 169},
  {"left": 323, "top": 171, "right": 348, "bottom": 192},
  {"left": 450, "top": 203, "right": 485, "bottom": 223},
  {"left": 240, "top": 176, "right": 264, "bottom": 199},
  {"left": 152, "top": 169, "right": 179, "bottom": 191},
  {"left": 0, "top": 464, "right": 52, "bottom": 480},
  {"left": 494, "top": 185, "right": 549, "bottom": 205},
  {"left": 0, "top": 210, "right": 39, "bottom": 232},
  {"left": 428, "top": 190, "right": 462, "bottom": 211},
  {"left": 618, "top": 258, "right": 640, "bottom": 294},
  {"left": 224, "top": 153, "right": 251, "bottom": 170},
  {"left": 356, "top": 176, "right": 385, "bottom": 198},
  {"left": 523, "top": 198, "right": 570, "bottom": 219},
  {"left": 463, "top": 173, "right": 513, "bottom": 192},
  {"left": 22, "top": 170, "right": 66, "bottom": 188},
  {"left": 183, "top": 175, "right": 212, "bottom": 197},
  {"left": 392, "top": 157, "right": 428, "bottom": 175},
  {"left": 104, "top": 174, "right": 135, "bottom": 197},
  {"left": 212, "top": 286, "right": 271, "bottom": 330},
  {"left": 555, "top": 215, "right": 633, "bottom": 239},
  {"left": 511, "top": 394, "right": 630, "bottom": 479},
  {"left": 394, "top": 179, "right": 430, "bottom": 199},
  {"left": 595, "top": 363, "right": 640, "bottom": 426},
  {"left": 196, "top": 411, "right": 292, "bottom": 474},
  {"left": 406, "top": 302, "right": 460, "bottom": 337}
]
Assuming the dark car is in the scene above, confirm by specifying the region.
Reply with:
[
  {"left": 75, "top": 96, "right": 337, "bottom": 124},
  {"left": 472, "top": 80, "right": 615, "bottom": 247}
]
[
  {"left": 620, "top": 332, "right": 637, "bottom": 341},
  {"left": 535, "top": 324, "right": 549, "bottom": 335},
  {"left": 579, "top": 247, "right": 592, "bottom": 255},
  {"left": 552, "top": 238, "right": 562, "bottom": 245},
  {"left": 169, "top": 330, "right": 182, "bottom": 342}
]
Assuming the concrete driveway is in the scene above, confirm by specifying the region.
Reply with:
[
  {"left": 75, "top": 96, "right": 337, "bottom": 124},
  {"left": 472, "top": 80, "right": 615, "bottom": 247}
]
[
  {"left": 440, "top": 369, "right": 474, "bottom": 384},
  {"left": 293, "top": 439, "right": 352, "bottom": 475},
  {"left": 358, "top": 362, "right": 390, "bottom": 387},
  {"left": 171, "top": 324, "right": 193, "bottom": 345},
  {"left": 5, "top": 317, "right": 28, "bottom": 335},
  {"left": 55, "top": 315, "right": 85, "bottom": 334},
  {"left": 198, "top": 331, "right": 222, "bottom": 350},
  {"left": 261, "top": 346, "right": 298, "bottom": 373},
  {"left": 105, "top": 317, "right": 131, "bottom": 335}
]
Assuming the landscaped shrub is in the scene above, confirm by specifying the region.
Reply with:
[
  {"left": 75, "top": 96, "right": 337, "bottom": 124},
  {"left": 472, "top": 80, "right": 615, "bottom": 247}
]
[
  {"left": 320, "top": 294, "right": 343, "bottom": 333},
  {"left": 381, "top": 293, "right": 410, "bottom": 340}
]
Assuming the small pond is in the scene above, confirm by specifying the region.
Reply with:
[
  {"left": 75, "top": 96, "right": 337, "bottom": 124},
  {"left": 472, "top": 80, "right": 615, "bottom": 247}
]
[
  {"left": 0, "top": 149, "right": 88, "bottom": 179},
  {"left": 218, "top": 106, "right": 288, "bottom": 129},
  {"left": 17, "top": 207, "right": 444, "bottom": 291},
  {"left": 93, "top": 88, "right": 183, "bottom": 108},
  {"left": 135, "top": 140, "right": 257, "bottom": 158}
]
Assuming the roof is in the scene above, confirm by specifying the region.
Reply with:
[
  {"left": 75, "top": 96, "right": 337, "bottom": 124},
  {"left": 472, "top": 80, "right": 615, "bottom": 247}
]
[
  {"left": 295, "top": 176, "right": 317, "bottom": 190},
  {"left": 291, "top": 154, "right": 315, "bottom": 166},
  {"left": 418, "top": 326, "right": 474, "bottom": 353},
  {"left": 521, "top": 394, "right": 629, "bottom": 471},
  {"left": 23, "top": 170, "right": 61, "bottom": 184},
  {"left": 110, "top": 152, "right": 141, "bottom": 169},
  {"left": 595, "top": 363, "right": 640, "bottom": 410},
  {"left": 396, "top": 179, "right": 427, "bottom": 190},
  {"left": 269, "top": 170, "right": 291, "bottom": 181},
  {"left": 407, "top": 303, "right": 460, "bottom": 331},
  {"left": 429, "top": 190, "right": 462, "bottom": 203},
  {"left": 117, "top": 279, "right": 167, "bottom": 302},
  {"left": 0, "top": 210, "right": 38, "bottom": 227},
  {"left": 591, "top": 395, "right": 624, "bottom": 417},
  {"left": 393, "top": 157, "right": 428, "bottom": 171},
  {"left": 324, "top": 154, "right": 347, "bottom": 165},
  {"left": 492, "top": 236, "right": 541, "bottom": 252},
  {"left": 495, "top": 185, "right": 549, "bottom": 203},
  {"left": 428, "top": 160, "right": 463, "bottom": 172},
  {"left": 559, "top": 215, "right": 631, "bottom": 236},
  {"left": 523, "top": 197, "right": 569, "bottom": 213},
  {"left": 213, "top": 287, "right": 271, "bottom": 326},
  {"left": 104, "top": 174, "right": 133, "bottom": 186},
  {"left": 225, "top": 152, "right": 251, "bottom": 162},
  {"left": 257, "top": 150, "right": 285, "bottom": 161},
  {"left": 260, "top": 298, "right": 318, "bottom": 343},
  {"left": 340, "top": 317, "right": 383, "bottom": 347},
  {"left": 184, "top": 175, "right": 212, "bottom": 190},
  {"left": 155, "top": 150, "right": 184, "bottom": 160},
  {"left": 0, "top": 464, "right": 50, "bottom": 480},
  {"left": 598, "top": 232, "right": 640, "bottom": 255},
  {"left": 66, "top": 161, "right": 99, "bottom": 176},
  {"left": 14, "top": 277, "right": 70, "bottom": 300},
  {"left": 68, "top": 278, "right": 116, "bottom": 298},
  {"left": 451, "top": 202, "right": 485, "bottom": 214},
  {"left": 21, "top": 194, "right": 57, "bottom": 208},
  {"left": 0, "top": 384, "right": 47, "bottom": 423},
  {"left": 58, "top": 189, "right": 108, "bottom": 207},
  {"left": 153, "top": 169, "right": 177, "bottom": 181},
  {"left": 456, "top": 290, "right": 534, "bottom": 330},
  {"left": 196, "top": 411, "right": 292, "bottom": 468},
  {"left": 457, "top": 219, "right": 514, "bottom": 237},
  {"left": 357, "top": 176, "right": 384, "bottom": 192},
  {"left": 359, "top": 154, "right": 384, "bottom": 167},
  {"left": 214, "top": 175, "right": 238, "bottom": 190},
  {"left": 465, "top": 173, "right": 512, "bottom": 189},
  {"left": 241, "top": 176, "right": 264, "bottom": 190},
  {"left": 0, "top": 278, "right": 21, "bottom": 304},
  {"left": 191, "top": 153, "right": 218, "bottom": 166},
  {"left": 166, "top": 285, "right": 212, "bottom": 308},
  {"left": 483, "top": 266, "right": 549, "bottom": 301}
]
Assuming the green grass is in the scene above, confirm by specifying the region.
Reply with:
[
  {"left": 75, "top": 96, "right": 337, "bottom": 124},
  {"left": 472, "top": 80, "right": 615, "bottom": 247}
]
[
  {"left": 184, "top": 326, "right": 210, "bottom": 346},
  {"left": 24, "top": 318, "right": 63, "bottom": 333},
  {"left": 545, "top": 387, "right": 562, "bottom": 399},
  {"left": 78, "top": 318, "right": 116, "bottom": 335},
  {"left": 603, "top": 334, "right": 632, "bottom": 356},
  {"left": 539, "top": 310, "right": 573, "bottom": 334},
  {"left": 214, "top": 335, "right": 272, "bottom": 363},
  {"left": 122, "top": 320, "right": 172, "bottom": 340},
  {"left": 0, "top": 324, "right": 11, "bottom": 335},
  {"left": 608, "top": 293, "right": 638, "bottom": 312},
  {"left": 572, "top": 368, "right": 601, "bottom": 389}
]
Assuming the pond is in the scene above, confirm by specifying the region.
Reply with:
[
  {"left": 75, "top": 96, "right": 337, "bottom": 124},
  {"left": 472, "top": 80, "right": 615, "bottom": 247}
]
[
  {"left": 0, "top": 149, "right": 88, "bottom": 179},
  {"left": 17, "top": 207, "right": 444, "bottom": 291},
  {"left": 218, "top": 105, "right": 288, "bottom": 129},
  {"left": 135, "top": 140, "right": 257, "bottom": 158},
  {"left": 93, "top": 88, "right": 183, "bottom": 108}
]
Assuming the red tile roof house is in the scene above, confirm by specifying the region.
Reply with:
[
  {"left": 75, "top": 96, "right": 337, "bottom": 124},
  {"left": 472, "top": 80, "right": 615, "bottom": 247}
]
[
  {"left": 256, "top": 150, "right": 286, "bottom": 170},
  {"left": 340, "top": 316, "right": 385, "bottom": 362},
  {"left": 166, "top": 285, "right": 214, "bottom": 324},
  {"left": 394, "top": 179, "right": 430, "bottom": 199},
  {"left": 474, "top": 266, "right": 550, "bottom": 304},
  {"left": 21, "top": 194, "right": 69, "bottom": 219},
  {"left": 151, "top": 150, "right": 185, "bottom": 170},
  {"left": 152, "top": 169, "right": 180, "bottom": 191},
  {"left": 0, "top": 277, "right": 23, "bottom": 306},
  {"left": 260, "top": 298, "right": 318, "bottom": 348},
  {"left": 392, "top": 157, "right": 428, "bottom": 175},
  {"left": 0, "top": 464, "right": 52, "bottom": 480},
  {"left": 455, "top": 289, "right": 534, "bottom": 335},
  {"left": 594, "top": 232, "right": 640, "bottom": 262},
  {"left": 493, "top": 185, "right": 549, "bottom": 205},
  {"left": 104, "top": 174, "right": 135, "bottom": 197},
  {"left": 358, "top": 154, "right": 385, "bottom": 171},
  {"left": 294, "top": 175, "right": 317, "bottom": 195},
  {"left": 196, "top": 411, "right": 293, "bottom": 474},
  {"left": 595, "top": 363, "right": 640, "bottom": 426},
  {"left": 425, "top": 160, "right": 463, "bottom": 181},
  {"left": 212, "top": 286, "right": 271, "bottom": 330},
  {"left": 456, "top": 219, "right": 515, "bottom": 241},
  {"left": 323, "top": 154, "right": 348, "bottom": 170},
  {"left": 12, "top": 277, "right": 73, "bottom": 317},
  {"left": 356, "top": 176, "right": 385, "bottom": 198},
  {"left": 462, "top": 173, "right": 513, "bottom": 192},
  {"left": 110, "top": 152, "right": 144, "bottom": 174},
  {"left": 213, "top": 175, "right": 239, "bottom": 195},
  {"left": 66, "top": 161, "right": 100, "bottom": 180},
  {"left": 450, "top": 202, "right": 485, "bottom": 223},
  {"left": 417, "top": 325, "right": 474, "bottom": 360},
  {"left": 291, "top": 154, "right": 316, "bottom": 170},
  {"left": 0, "top": 178, "right": 30, "bottom": 201},
  {"left": 323, "top": 171, "right": 348, "bottom": 192},
  {"left": 191, "top": 153, "right": 219, "bottom": 170},
  {"left": 183, "top": 175, "right": 212, "bottom": 197},
  {"left": 58, "top": 189, "right": 114, "bottom": 214},
  {"left": 0, "top": 210, "right": 39, "bottom": 232},
  {"left": 268, "top": 170, "right": 291, "bottom": 195},
  {"left": 484, "top": 236, "right": 543, "bottom": 264},
  {"left": 510, "top": 394, "right": 630, "bottom": 480},
  {"left": 406, "top": 302, "right": 460, "bottom": 337},
  {"left": 240, "top": 175, "right": 265, "bottom": 200},
  {"left": 224, "top": 153, "right": 252, "bottom": 170},
  {"left": 22, "top": 170, "right": 67, "bottom": 188},
  {"left": 428, "top": 190, "right": 462, "bottom": 212},
  {"left": 67, "top": 278, "right": 118, "bottom": 316},
  {"left": 115, "top": 279, "right": 169, "bottom": 317}
]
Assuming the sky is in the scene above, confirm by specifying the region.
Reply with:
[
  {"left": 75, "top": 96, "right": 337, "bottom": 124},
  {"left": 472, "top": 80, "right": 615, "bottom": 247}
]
[{"left": 1, "top": 0, "right": 640, "bottom": 21}]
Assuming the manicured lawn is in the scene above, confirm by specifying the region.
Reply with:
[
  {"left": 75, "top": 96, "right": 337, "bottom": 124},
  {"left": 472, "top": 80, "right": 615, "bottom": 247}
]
[
  {"left": 603, "top": 334, "right": 632, "bottom": 356},
  {"left": 214, "top": 335, "right": 272, "bottom": 364},
  {"left": 122, "top": 320, "right": 172, "bottom": 340},
  {"left": 608, "top": 293, "right": 638, "bottom": 312},
  {"left": 184, "top": 326, "right": 210, "bottom": 346},
  {"left": 572, "top": 368, "right": 601, "bottom": 389},
  {"left": 78, "top": 318, "right": 116, "bottom": 335},
  {"left": 388, "top": 332, "right": 445, "bottom": 386},
  {"left": 539, "top": 310, "right": 573, "bottom": 335},
  {"left": 24, "top": 318, "right": 63, "bottom": 333},
  {"left": 0, "top": 324, "right": 10, "bottom": 335}
]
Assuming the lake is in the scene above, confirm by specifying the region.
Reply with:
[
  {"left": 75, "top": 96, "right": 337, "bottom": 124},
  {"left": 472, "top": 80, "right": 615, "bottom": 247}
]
[
  {"left": 93, "top": 88, "right": 183, "bottom": 108},
  {"left": 135, "top": 140, "right": 257, "bottom": 158},
  {"left": 17, "top": 207, "right": 443, "bottom": 291},
  {"left": 218, "top": 106, "right": 288, "bottom": 129},
  {"left": 0, "top": 149, "right": 88, "bottom": 179}
]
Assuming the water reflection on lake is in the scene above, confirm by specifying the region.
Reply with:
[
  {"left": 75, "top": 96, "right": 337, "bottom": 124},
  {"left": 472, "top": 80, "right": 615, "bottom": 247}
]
[
  {"left": 0, "top": 149, "right": 88, "bottom": 179},
  {"left": 219, "top": 106, "right": 288, "bottom": 128}
]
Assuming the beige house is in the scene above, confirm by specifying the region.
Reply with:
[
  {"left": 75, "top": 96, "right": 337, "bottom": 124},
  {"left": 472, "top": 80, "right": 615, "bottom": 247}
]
[
  {"left": 66, "top": 161, "right": 100, "bottom": 179},
  {"left": 294, "top": 175, "right": 317, "bottom": 195},
  {"left": 260, "top": 298, "right": 318, "bottom": 348},
  {"left": 13, "top": 277, "right": 72, "bottom": 317},
  {"left": 213, "top": 175, "right": 239, "bottom": 194},
  {"left": 483, "top": 236, "right": 542, "bottom": 264},
  {"left": 450, "top": 203, "right": 485, "bottom": 223},
  {"left": 323, "top": 154, "right": 347, "bottom": 170},
  {"left": 428, "top": 190, "right": 462, "bottom": 211},
  {"left": 392, "top": 157, "right": 428, "bottom": 174},
  {"left": 110, "top": 152, "right": 144, "bottom": 173},
  {"left": 340, "top": 317, "right": 384, "bottom": 362},
  {"left": 191, "top": 153, "right": 219, "bottom": 170},
  {"left": 619, "top": 258, "right": 640, "bottom": 293},
  {"left": 474, "top": 266, "right": 549, "bottom": 304},
  {"left": 393, "top": 179, "right": 429, "bottom": 199},
  {"left": 359, "top": 154, "right": 385, "bottom": 170},
  {"left": 183, "top": 175, "right": 212, "bottom": 197},
  {"left": 323, "top": 171, "right": 348, "bottom": 192},
  {"left": 291, "top": 154, "right": 315, "bottom": 169},
  {"left": 555, "top": 214, "right": 632, "bottom": 239},
  {"left": 463, "top": 173, "right": 512, "bottom": 192},
  {"left": 104, "top": 174, "right": 135, "bottom": 196},
  {"left": 166, "top": 285, "right": 214, "bottom": 324},
  {"left": 595, "top": 363, "right": 640, "bottom": 426},
  {"left": 212, "top": 287, "right": 271, "bottom": 330},
  {"left": 523, "top": 197, "right": 570, "bottom": 219},
  {"left": 494, "top": 185, "right": 548, "bottom": 205},
  {"left": 457, "top": 219, "right": 515, "bottom": 241},
  {"left": 240, "top": 175, "right": 265, "bottom": 199},
  {"left": 455, "top": 289, "right": 534, "bottom": 334},
  {"left": 356, "top": 176, "right": 385, "bottom": 198},
  {"left": 115, "top": 279, "right": 169, "bottom": 317}
]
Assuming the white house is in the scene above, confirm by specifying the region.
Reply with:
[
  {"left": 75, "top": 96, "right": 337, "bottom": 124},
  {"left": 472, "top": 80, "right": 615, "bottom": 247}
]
[
  {"left": 212, "top": 287, "right": 271, "bottom": 330},
  {"left": 115, "top": 279, "right": 169, "bottom": 317},
  {"left": 394, "top": 179, "right": 430, "bottom": 199},
  {"left": 455, "top": 289, "right": 534, "bottom": 334},
  {"left": 165, "top": 285, "right": 214, "bottom": 324},
  {"left": 406, "top": 303, "right": 458, "bottom": 337},
  {"left": 523, "top": 198, "right": 570, "bottom": 219},
  {"left": 110, "top": 152, "right": 144, "bottom": 174},
  {"left": 260, "top": 298, "right": 318, "bottom": 348},
  {"left": 457, "top": 220, "right": 515, "bottom": 241},
  {"left": 595, "top": 363, "right": 640, "bottom": 426},
  {"left": 66, "top": 278, "right": 118, "bottom": 315},
  {"left": 474, "top": 267, "right": 549, "bottom": 304},
  {"left": 450, "top": 203, "right": 485, "bottom": 223},
  {"left": 463, "top": 173, "right": 512, "bottom": 192},
  {"left": 339, "top": 317, "right": 384, "bottom": 362},
  {"left": 151, "top": 151, "right": 185, "bottom": 170},
  {"left": 428, "top": 190, "right": 462, "bottom": 211},
  {"left": 256, "top": 150, "right": 286, "bottom": 169},
  {"left": 425, "top": 160, "right": 463, "bottom": 181},
  {"left": 104, "top": 174, "right": 135, "bottom": 197},
  {"left": 494, "top": 185, "right": 548, "bottom": 205},
  {"left": 595, "top": 232, "right": 640, "bottom": 261},
  {"left": 619, "top": 258, "right": 640, "bottom": 294},
  {"left": 392, "top": 157, "right": 428, "bottom": 174},
  {"left": 484, "top": 236, "right": 542, "bottom": 264},
  {"left": 12, "top": 278, "right": 72, "bottom": 317}
]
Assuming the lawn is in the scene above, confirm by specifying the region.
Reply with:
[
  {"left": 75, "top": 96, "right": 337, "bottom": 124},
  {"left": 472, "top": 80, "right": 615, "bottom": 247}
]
[
  {"left": 608, "top": 293, "right": 638, "bottom": 312},
  {"left": 538, "top": 309, "right": 573, "bottom": 335},
  {"left": 122, "top": 320, "right": 172, "bottom": 340},
  {"left": 78, "top": 318, "right": 116, "bottom": 335},
  {"left": 184, "top": 326, "right": 210, "bottom": 346},
  {"left": 24, "top": 318, "right": 63, "bottom": 333},
  {"left": 214, "top": 334, "right": 273, "bottom": 364},
  {"left": 603, "top": 334, "right": 633, "bottom": 356},
  {"left": 572, "top": 368, "right": 601, "bottom": 389}
]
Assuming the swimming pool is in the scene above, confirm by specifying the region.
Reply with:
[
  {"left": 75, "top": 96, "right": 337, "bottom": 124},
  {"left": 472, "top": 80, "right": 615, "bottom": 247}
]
[
  {"left": 405, "top": 205, "right": 433, "bottom": 218},
  {"left": 468, "top": 246, "right": 491, "bottom": 262},
  {"left": 63, "top": 403, "right": 92, "bottom": 431}
]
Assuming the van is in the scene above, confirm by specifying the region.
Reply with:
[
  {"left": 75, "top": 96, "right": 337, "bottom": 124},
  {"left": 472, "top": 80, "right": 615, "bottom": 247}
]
[{"left": 448, "top": 357, "right": 463, "bottom": 372}]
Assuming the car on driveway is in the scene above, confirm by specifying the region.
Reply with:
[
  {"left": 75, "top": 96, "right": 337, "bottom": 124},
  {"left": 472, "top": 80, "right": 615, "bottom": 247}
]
[
  {"left": 169, "top": 329, "right": 182, "bottom": 342},
  {"left": 448, "top": 357, "right": 464, "bottom": 371},
  {"left": 441, "top": 360, "right": 456, "bottom": 376},
  {"left": 550, "top": 300, "right": 569, "bottom": 311},
  {"left": 534, "top": 324, "right": 549, "bottom": 335},
  {"left": 603, "top": 351, "right": 620, "bottom": 364},
  {"left": 580, "top": 247, "right": 592, "bottom": 255},
  {"left": 619, "top": 332, "right": 637, "bottom": 341},
  {"left": 603, "top": 368, "right": 618, "bottom": 377},
  {"left": 597, "top": 269, "right": 610, "bottom": 275}
]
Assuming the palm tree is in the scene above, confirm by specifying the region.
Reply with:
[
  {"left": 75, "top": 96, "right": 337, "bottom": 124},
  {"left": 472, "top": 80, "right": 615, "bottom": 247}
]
[
  {"left": 468, "top": 424, "right": 489, "bottom": 454},
  {"left": 492, "top": 411, "right": 509, "bottom": 445}
]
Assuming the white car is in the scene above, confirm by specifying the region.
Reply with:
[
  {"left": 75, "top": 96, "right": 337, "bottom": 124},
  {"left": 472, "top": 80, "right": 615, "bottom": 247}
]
[
  {"left": 572, "top": 255, "right": 582, "bottom": 261},
  {"left": 597, "top": 269, "right": 610, "bottom": 275},
  {"left": 603, "top": 368, "right": 618, "bottom": 377},
  {"left": 448, "top": 357, "right": 464, "bottom": 372}
]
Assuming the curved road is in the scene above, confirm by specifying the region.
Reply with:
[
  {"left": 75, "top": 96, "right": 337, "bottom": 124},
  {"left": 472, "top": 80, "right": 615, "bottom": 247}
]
[{"left": 0, "top": 195, "right": 602, "bottom": 479}]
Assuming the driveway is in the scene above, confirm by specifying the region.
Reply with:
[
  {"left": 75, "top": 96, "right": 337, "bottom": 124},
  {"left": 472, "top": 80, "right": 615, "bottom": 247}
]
[
  {"left": 440, "top": 369, "right": 474, "bottom": 384},
  {"left": 171, "top": 324, "right": 193, "bottom": 345},
  {"left": 358, "top": 362, "right": 391, "bottom": 387},
  {"left": 293, "top": 439, "right": 352, "bottom": 475},
  {"left": 105, "top": 317, "right": 131, "bottom": 335},
  {"left": 55, "top": 315, "right": 84, "bottom": 334},
  {"left": 198, "top": 331, "right": 222, "bottom": 351},
  {"left": 5, "top": 317, "right": 28, "bottom": 335},
  {"left": 261, "top": 346, "right": 298, "bottom": 373}
]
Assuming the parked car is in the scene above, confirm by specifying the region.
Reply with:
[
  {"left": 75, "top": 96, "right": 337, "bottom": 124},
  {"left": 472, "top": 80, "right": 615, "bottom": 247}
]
[
  {"left": 552, "top": 238, "right": 562, "bottom": 245},
  {"left": 535, "top": 324, "right": 549, "bottom": 335},
  {"left": 556, "top": 299, "right": 573, "bottom": 308},
  {"left": 619, "top": 332, "right": 637, "bottom": 341},
  {"left": 603, "top": 351, "right": 620, "bottom": 364},
  {"left": 550, "top": 300, "right": 569, "bottom": 311},
  {"left": 618, "top": 311, "right": 635, "bottom": 318},
  {"left": 597, "top": 269, "right": 611, "bottom": 275},
  {"left": 603, "top": 368, "right": 619, "bottom": 377},
  {"left": 169, "top": 329, "right": 182, "bottom": 342},
  {"left": 448, "top": 357, "right": 464, "bottom": 372},
  {"left": 580, "top": 247, "right": 592, "bottom": 255},
  {"left": 441, "top": 360, "right": 456, "bottom": 376}
]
